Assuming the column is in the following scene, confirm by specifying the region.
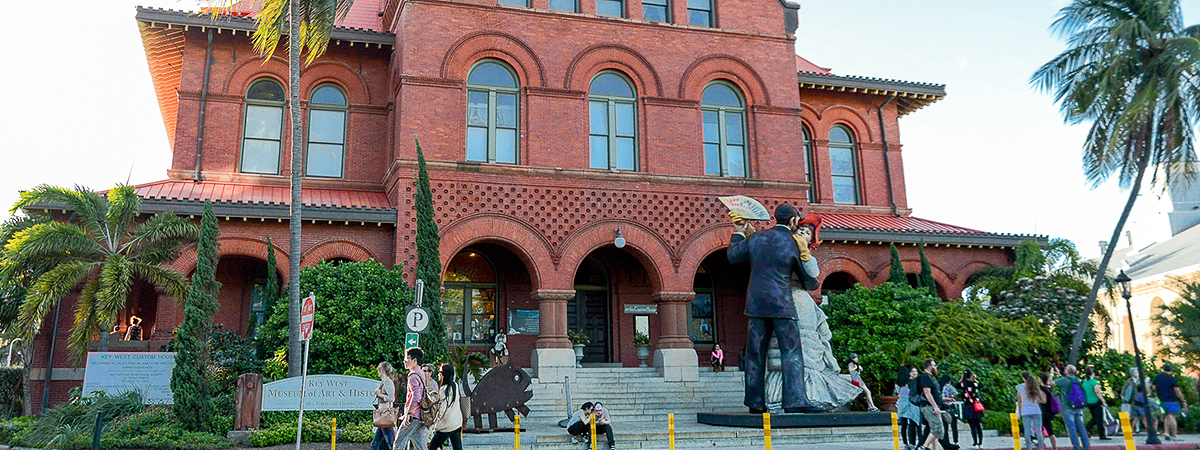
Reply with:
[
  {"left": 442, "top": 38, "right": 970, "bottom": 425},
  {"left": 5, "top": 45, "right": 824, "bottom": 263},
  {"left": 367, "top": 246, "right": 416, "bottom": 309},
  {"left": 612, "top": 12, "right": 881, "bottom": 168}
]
[
  {"left": 530, "top": 289, "right": 576, "bottom": 382},
  {"left": 652, "top": 291, "right": 699, "bottom": 382}
]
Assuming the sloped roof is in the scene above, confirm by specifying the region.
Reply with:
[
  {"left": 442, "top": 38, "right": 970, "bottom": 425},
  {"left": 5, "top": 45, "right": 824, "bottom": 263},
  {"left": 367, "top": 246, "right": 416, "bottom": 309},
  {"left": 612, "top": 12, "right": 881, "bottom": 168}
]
[
  {"left": 797, "top": 70, "right": 945, "bottom": 116},
  {"left": 1125, "top": 222, "right": 1200, "bottom": 280},
  {"left": 817, "top": 213, "right": 1042, "bottom": 248},
  {"left": 131, "top": 179, "right": 392, "bottom": 210},
  {"left": 795, "top": 55, "right": 830, "bottom": 74},
  {"left": 209, "top": 0, "right": 386, "bottom": 31}
]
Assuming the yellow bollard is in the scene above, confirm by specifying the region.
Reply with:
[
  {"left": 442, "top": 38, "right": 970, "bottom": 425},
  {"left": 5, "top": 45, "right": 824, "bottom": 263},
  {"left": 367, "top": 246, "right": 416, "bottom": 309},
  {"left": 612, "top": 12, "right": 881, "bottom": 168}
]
[
  {"left": 1119, "top": 411, "right": 1135, "bottom": 450},
  {"left": 668, "top": 413, "right": 675, "bottom": 450},
  {"left": 763, "top": 412, "right": 772, "bottom": 450},
  {"left": 591, "top": 413, "right": 597, "bottom": 450},
  {"left": 330, "top": 417, "right": 336, "bottom": 450},
  {"left": 1010, "top": 413, "right": 1022, "bottom": 450},
  {"left": 891, "top": 412, "right": 900, "bottom": 450},
  {"left": 515, "top": 414, "right": 521, "bottom": 450}
]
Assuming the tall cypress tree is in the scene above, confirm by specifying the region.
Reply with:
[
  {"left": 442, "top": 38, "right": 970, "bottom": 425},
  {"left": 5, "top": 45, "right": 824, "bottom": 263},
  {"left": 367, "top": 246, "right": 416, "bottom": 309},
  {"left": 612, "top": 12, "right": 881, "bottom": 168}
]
[
  {"left": 255, "top": 236, "right": 280, "bottom": 359},
  {"left": 414, "top": 138, "right": 448, "bottom": 363},
  {"left": 918, "top": 243, "right": 936, "bottom": 297},
  {"left": 888, "top": 244, "right": 907, "bottom": 285},
  {"left": 171, "top": 201, "right": 220, "bottom": 431}
]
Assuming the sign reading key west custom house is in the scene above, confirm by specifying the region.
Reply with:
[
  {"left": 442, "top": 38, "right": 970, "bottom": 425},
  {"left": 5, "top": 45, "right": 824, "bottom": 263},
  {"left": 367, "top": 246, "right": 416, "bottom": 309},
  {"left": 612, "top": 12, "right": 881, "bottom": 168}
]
[{"left": 261, "top": 375, "right": 379, "bottom": 411}]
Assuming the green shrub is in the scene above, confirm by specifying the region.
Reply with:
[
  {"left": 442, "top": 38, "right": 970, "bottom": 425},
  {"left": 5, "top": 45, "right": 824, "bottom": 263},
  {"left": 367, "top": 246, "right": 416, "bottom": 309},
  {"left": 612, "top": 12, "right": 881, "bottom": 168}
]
[
  {"left": 826, "top": 282, "right": 941, "bottom": 394},
  {"left": 0, "top": 368, "right": 22, "bottom": 419},
  {"left": 257, "top": 260, "right": 422, "bottom": 375},
  {"left": 248, "top": 414, "right": 372, "bottom": 446},
  {"left": 0, "top": 416, "right": 33, "bottom": 444},
  {"left": 981, "top": 410, "right": 1014, "bottom": 436}
]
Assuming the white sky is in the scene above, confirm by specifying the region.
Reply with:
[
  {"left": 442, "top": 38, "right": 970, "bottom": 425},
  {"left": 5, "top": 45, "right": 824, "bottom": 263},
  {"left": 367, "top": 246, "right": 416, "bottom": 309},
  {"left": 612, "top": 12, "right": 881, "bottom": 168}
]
[{"left": 0, "top": 0, "right": 1196, "bottom": 259}]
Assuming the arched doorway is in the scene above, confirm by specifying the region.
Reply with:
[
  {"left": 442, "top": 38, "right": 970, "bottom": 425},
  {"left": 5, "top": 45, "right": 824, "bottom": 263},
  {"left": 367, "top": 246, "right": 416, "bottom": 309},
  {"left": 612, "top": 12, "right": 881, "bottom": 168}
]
[
  {"left": 571, "top": 257, "right": 610, "bottom": 363},
  {"left": 441, "top": 243, "right": 536, "bottom": 363},
  {"left": 212, "top": 256, "right": 275, "bottom": 337},
  {"left": 821, "top": 272, "right": 858, "bottom": 297},
  {"left": 690, "top": 249, "right": 750, "bottom": 368},
  {"left": 442, "top": 249, "right": 499, "bottom": 345}
]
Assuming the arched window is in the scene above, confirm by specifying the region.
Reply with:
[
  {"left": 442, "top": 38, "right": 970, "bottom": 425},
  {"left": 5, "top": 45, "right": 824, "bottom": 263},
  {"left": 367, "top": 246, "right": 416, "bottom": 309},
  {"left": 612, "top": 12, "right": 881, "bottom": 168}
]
[
  {"left": 466, "top": 61, "right": 519, "bottom": 164},
  {"left": 702, "top": 82, "right": 746, "bottom": 177},
  {"left": 240, "top": 78, "right": 285, "bottom": 174},
  {"left": 305, "top": 84, "right": 348, "bottom": 177},
  {"left": 442, "top": 250, "right": 498, "bottom": 344},
  {"left": 802, "top": 124, "right": 816, "bottom": 202},
  {"left": 828, "top": 125, "right": 859, "bottom": 204},
  {"left": 689, "top": 265, "right": 715, "bottom": 343},
  {"left": 589, "top": 72, "right": 637, "bottom": 171},
  {"left": 643, "top": 0, "right": 668, "bottom": 21}
]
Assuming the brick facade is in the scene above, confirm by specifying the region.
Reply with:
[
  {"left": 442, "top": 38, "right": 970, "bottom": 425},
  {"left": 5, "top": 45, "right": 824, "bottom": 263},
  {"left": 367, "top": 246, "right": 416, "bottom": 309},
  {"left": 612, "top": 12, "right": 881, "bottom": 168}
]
[{"left": 25, "top": 1, "right": 1033, "bottom": 411}]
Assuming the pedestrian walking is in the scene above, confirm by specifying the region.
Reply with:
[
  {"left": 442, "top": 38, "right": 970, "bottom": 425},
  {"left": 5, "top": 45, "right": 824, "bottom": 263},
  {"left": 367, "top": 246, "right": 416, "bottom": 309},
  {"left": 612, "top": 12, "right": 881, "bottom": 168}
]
[
  {"left": 958, "top": 371, "right": 984, "bottom": 448},
  {"left": 915, "top": 359, "right": 957, "bottom": 450},
  {"left": 1123, "top": 367, "right": 1154, "bottom": 434},
  {"left": 1053, "top": 365, "right": 1089, "bottom": 450},
  {"left": 427, "top": 364, "right": 464, "bottom": 450},
  {"left": 896, "top": 366, "right": 921, "bottom": 450},
  {"left": 940, "top": 375, "right": 960, "bottom": 445},
  {"left": 1082, "top": 367, "right": 1110, "bottom": 440},
  {"left": 1038, "top": 372, "right": 1060, "bottom": 450},
  {"left": 1154, "top": 364, "right": 1187, "bottom": 441},
  {"left": 1017, "top": 371, "right": 1046, "bottom": 450},
  {"left": 396, "top": 347, "right": 431, "bottom": 450},
  {"left": 371, "top": 362, "right": 397, "bottom": 450}
]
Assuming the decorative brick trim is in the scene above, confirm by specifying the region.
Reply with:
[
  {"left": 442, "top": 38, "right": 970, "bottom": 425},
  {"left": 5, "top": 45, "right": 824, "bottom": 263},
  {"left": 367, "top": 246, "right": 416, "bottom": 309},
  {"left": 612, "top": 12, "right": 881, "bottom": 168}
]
[
  {"left": 439, "top": 30, "right": 547, "bottom": 87},
  {"left": 399, "top": 75, "right": 464, "bottom": 89},
  {"left": 301, "top": 239, "right": 377, "bottom": 266},
  {"left": 563, "top": 43, "right": 663, "bottom": 97},
  {"left": 678, "top": 53, "right": 771, "bottom": 105},
  {"left": 524, "top": 86, "right": 586, "bottom": 99},
  {"left": 751, "top": 104, "right": 802, "bottom": 116},
  {"left": 642, "top": 96, "right": 698, "bottom": 108},
  {"left": 651, "top": 291, "right": 696, "bottom": 303}
]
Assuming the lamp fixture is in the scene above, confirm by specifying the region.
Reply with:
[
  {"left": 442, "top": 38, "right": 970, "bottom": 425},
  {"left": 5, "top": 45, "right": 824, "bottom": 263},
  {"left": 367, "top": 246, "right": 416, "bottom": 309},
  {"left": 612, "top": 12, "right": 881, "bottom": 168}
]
[{"left": 614, "top": 226, "right": 626, "bottom": 248}]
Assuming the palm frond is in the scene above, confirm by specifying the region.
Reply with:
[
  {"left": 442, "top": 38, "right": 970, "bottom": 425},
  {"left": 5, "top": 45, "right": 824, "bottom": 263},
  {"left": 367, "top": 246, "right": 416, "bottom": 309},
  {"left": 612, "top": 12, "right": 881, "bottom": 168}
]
[
  {"left": 122, "top": 213, "right": 198, "bottom": 265},
  {"left": 11, "top": 185, "right": 108, "bottom": 239},
  {"left": 16, "top": 262, "right": 97, "bottom": 342},
  {"left": 129, "top": 263, "right": 190, "bottom": 300},
  {"left": 5, "top": 222, "right": 105, "bottom": 264},
  {"left": 67, "top": 279, "right": 105, "bottom": 364},
  {"left": 104, "top": 185, "right": 141, "bottom": 245}
]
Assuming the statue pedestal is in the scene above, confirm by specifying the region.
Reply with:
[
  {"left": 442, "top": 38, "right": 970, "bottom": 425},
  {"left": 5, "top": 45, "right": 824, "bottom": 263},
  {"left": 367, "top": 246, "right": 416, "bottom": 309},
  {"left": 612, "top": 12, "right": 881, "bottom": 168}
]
[
  {"left": 697, "top": 411, "right": 891, "bottom": 428},
  {"left": 653, "top": 348, "right": 699, "bottom": 382},
  {"left": 531, "top": 348, "right": 576, "bottom": 383}
]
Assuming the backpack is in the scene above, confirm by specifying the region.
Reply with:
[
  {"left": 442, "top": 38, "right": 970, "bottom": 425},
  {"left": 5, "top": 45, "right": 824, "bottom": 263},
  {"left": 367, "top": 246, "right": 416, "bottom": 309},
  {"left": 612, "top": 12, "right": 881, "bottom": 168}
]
[
  {"left": 414, "top": 373, "right": 441, "bottom": 428},
  {"left": 1047, "top": 388, "right": 1062, "bottom": 414},
  {"left": 909, "top": 382, "right": 928, "bottom": 407},
  {"left": 1067, "top": 379, "right": 1087, "bottom": 409}
]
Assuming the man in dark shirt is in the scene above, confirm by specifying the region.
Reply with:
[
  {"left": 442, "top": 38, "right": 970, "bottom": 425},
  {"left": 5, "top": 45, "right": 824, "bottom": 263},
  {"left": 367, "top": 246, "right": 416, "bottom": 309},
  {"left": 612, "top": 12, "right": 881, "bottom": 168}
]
[
  {"left": 1155, "top": 364, "right": 1187, "bottom": 440},
  {"left": 917, "top": 359, "right": 958, "bottom": 450}
]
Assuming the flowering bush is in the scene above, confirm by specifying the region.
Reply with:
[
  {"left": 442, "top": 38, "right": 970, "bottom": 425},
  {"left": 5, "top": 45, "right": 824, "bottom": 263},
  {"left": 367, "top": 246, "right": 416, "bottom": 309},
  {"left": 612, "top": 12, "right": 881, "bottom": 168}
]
[{"left": 991, "top": 276, "right": 1094, "bottom": 353}]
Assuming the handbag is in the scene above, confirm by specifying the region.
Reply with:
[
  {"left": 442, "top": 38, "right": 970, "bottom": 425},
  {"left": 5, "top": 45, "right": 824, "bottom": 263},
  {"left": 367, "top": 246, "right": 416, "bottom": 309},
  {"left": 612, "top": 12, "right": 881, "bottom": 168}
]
[
  {"left": 973, "top": 399, "right": 985, "bottom": 413},
  {"left": 373, "top": 406, "right": 397, "bottom": 429}
]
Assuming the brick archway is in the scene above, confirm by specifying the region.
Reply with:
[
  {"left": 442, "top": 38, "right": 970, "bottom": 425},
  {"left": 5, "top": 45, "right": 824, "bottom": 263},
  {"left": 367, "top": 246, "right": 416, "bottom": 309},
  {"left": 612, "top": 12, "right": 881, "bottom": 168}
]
[
  {"left": 300, "top": 60, "right": 373, "bottom": 104},
  {"left": 675, "top": 223, "right": 735, "bottom": 280},
  {"left": 440, "top": 31, "right": 547, "bottom": 87},
  {"left": 817, "top": 256, "right": 872, "bottom": 289},
  {"left": 222, "top": 55, "right": 289, "bottom": 95},
  {"left": 301, "top": 239, "right": 376, "bottom": 267},
  {"left": 564, "top": 44, "right": 663, "bottom": 97},
  {"left": 678, "top": 54, "right": 770, "bottom": 106},
  {"left": 438, "top": 213, "right": 551, "bottom": 290},
  {"left": 557, "top": 220, "right": 671, "bottom": 292},
  {"left": 169, "top": 236, "right": 290, "bottom": 280}
]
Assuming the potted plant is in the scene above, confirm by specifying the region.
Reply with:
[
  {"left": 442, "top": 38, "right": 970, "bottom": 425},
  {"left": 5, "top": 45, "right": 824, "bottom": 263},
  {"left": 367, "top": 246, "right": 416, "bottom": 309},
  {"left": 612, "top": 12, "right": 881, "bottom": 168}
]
[
  {"left": 568, "top": 330, "right": 590, "bottom": 368},
  {"left": 449, "top": 345, "right": 489, "bottom": 422},
  {"left": 632, "top": 331, "right": 652, "bottom": 367}
]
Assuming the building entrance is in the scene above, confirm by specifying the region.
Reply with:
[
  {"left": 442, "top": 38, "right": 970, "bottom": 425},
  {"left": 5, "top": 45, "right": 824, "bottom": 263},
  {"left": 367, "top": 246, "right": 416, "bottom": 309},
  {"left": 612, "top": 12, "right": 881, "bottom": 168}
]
[{"left": 570, "top": 257, "right": 610, "bottom": 363}]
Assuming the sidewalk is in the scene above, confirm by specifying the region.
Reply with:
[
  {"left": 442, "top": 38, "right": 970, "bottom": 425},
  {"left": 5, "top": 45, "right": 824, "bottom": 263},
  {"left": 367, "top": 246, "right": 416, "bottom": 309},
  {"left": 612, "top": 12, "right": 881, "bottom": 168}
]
[{"left": 708, "top": 433, "right": 1200, "bottom": 450}]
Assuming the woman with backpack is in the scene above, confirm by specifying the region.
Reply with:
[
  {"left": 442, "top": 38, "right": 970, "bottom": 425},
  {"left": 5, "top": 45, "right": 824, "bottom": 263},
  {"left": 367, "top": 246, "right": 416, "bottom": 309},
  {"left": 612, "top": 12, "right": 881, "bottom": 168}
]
[
  {"left": 1123, "top": 367, "right": 1155, "bottom": 434},
  {"left": 427, "top": 364, "right": 464, "bottom": 450},
  {"left": 1038, "top": 372, "right": 1060, "bottom": 450},
  {"left": 1017, "top": 371, "right": 1046, "bottom": 450}
]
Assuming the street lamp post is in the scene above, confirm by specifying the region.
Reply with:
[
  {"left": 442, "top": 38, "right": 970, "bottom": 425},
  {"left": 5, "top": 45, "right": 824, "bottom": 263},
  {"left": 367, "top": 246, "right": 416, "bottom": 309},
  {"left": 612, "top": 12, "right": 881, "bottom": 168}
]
[{"left": 1115, "top": 270, "right": 1160, "bottom": 445}]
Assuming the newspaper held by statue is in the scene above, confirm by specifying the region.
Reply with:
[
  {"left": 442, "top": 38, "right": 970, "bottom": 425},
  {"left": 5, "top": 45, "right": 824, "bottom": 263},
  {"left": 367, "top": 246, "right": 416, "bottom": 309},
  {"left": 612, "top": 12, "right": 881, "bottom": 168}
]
[{"left": 718, "top": 195, "right": 770, "bottom": 221}]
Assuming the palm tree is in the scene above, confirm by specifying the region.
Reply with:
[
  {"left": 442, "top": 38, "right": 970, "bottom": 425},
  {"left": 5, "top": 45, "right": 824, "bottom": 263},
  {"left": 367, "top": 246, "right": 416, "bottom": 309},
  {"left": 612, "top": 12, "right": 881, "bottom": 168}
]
[
  {"left": 0, "top": 213, "right": 51, "bottom": 416},
  {"left": 222, "top": 0, "right": 356, "bottom": 376},
  {"left": 1031, "top": 0, "right": 1200, "bottom": 364},
  {"left": 5, "top": 184, "right": 197, "bottom": 362}
]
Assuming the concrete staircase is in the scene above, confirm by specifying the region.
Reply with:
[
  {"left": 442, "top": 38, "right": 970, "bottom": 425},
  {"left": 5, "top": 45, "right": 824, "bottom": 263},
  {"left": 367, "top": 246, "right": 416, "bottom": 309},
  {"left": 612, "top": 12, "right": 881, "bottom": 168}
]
[{"left": 524, "top": 367, "right": 746, "bottom": 424}]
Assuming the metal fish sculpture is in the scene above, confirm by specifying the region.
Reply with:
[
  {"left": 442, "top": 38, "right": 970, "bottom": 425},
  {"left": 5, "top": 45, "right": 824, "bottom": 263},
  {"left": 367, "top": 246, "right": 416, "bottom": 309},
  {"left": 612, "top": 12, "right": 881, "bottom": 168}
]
[{"left": 466, "top": 364, "right": 533, "bottom": 431}]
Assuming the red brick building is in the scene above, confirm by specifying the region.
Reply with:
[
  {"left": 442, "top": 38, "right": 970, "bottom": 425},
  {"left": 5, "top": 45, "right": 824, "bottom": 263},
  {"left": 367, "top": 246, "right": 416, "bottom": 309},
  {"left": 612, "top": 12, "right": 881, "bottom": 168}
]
[{"left": 26, "top": 0, "right": 1036, "bottom": 410}]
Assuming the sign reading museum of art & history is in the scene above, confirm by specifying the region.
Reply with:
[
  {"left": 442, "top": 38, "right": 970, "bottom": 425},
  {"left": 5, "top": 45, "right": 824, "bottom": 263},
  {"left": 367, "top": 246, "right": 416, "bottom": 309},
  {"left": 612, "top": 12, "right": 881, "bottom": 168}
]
[
  {"left": 81, "top": 352, "right": 176, "bottom": 404},
  {"left": 261, "top": 375, "right": 379, "bottom": 411}
]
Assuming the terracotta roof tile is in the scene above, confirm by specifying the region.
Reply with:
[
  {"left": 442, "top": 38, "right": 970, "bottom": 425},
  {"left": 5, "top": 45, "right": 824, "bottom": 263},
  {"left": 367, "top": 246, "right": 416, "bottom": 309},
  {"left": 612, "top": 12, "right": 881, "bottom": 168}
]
[
  {"left": 130, "top": 179, "right": 392, "bottom": 210},
  {"left": 819, "top": 213, "right": 989, "bottom": 236}
]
